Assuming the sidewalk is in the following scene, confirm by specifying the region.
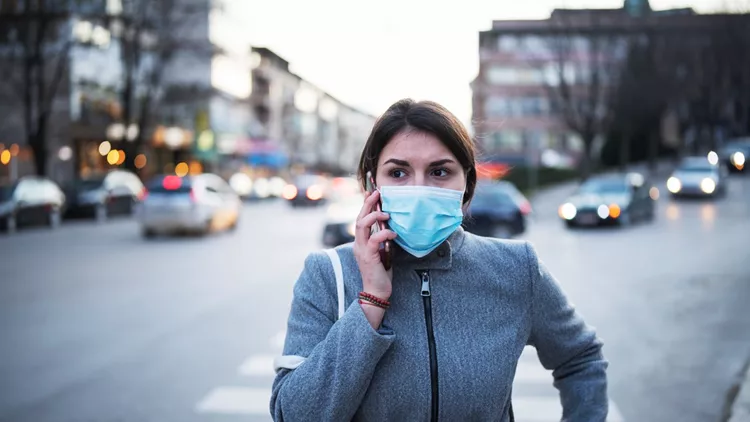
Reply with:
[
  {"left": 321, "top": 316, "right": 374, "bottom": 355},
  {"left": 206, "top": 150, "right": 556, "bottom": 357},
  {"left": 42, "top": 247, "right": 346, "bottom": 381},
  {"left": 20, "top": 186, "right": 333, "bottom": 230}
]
[{"left": 727, "top": 364, "right": 750, "bottom": 422}]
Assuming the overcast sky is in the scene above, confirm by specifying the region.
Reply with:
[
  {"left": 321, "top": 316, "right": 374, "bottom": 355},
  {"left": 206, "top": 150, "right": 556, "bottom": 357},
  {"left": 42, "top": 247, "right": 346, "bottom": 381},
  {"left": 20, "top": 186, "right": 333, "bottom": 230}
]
[{"left": 213, "top": 0, "right": 735, "bottom": 126}]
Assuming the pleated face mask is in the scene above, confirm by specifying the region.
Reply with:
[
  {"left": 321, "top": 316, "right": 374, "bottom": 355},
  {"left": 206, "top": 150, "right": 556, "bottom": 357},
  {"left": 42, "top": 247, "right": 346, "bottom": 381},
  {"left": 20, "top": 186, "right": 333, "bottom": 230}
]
[{"left": 379, "top": 185, "right": 464, "bottom": 258}]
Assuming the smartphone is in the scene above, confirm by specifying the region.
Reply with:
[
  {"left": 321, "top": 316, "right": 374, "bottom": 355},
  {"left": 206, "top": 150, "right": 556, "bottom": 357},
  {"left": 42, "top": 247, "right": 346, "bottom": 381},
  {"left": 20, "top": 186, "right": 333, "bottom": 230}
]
[{"left": 365, "top": 171, "right": 392, "bottom": 271}]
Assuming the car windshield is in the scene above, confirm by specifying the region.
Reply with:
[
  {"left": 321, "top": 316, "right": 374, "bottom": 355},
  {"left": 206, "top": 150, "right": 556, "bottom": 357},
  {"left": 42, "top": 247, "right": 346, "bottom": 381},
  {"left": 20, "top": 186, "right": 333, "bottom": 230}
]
[
  {"left": 147, "top": 176, "right": 193, "bottom": 194},
  {"left": 471, "top": 186, "right": 514, "bottom": 207},
  {"left": 578, "top": 179, "right": 629, "bottom": 194},
  {"left": 75, "top": 178, "right": 105, "bottom": 190},
  {"left": 0, "top": 185, "right": 13, "bottom": 201},
  {"left": 678, "top": 164, "right": 714, "bottom": 173},
  {"left": 295, "top": 175, "right": 326, "bottom": 187}
]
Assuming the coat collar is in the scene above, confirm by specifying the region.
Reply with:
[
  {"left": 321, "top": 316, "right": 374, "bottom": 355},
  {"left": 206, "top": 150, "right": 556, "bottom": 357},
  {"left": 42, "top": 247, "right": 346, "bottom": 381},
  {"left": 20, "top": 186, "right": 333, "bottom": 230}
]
[{"left": 391, "top": 227, "right": 466, "bottom": 270}]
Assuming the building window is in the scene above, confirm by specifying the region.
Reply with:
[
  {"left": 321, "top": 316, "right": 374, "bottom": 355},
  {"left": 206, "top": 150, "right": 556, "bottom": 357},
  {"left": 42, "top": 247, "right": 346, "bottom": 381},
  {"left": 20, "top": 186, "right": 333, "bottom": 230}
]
[
  {"left": 486, "top": 66, "right": 516, "bottom": 85},
  {"left": 491, "top": 131, "right": 523, "bottom": 152},
  {"left": 498, "top": 36, "right": 519, "bottom": 53}
]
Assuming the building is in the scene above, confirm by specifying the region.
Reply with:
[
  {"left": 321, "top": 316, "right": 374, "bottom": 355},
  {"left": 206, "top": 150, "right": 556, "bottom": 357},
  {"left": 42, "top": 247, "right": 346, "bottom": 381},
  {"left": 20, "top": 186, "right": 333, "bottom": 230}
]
[
  {"left": 0, "top": 0, "right": 377, "bottom": 185},
  {"left": 247, "top": 46, "right": 375, "bottom": 175},
  {"left": 0, "top": 0, "right": 122, "bottom": 184},
  {"left": 470, "top": 0, "right": 746, "bottom": 167}
]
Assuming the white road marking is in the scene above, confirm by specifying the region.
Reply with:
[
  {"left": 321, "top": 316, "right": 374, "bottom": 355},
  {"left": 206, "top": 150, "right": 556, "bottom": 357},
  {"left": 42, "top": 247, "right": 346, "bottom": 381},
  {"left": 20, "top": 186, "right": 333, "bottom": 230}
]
[
  {"left": 270, "top": 330, "right": 286, "bottom": 350},
  {"left": 511, "top": 397, "right": 625, "bottom": 422},
  {"left": 195, "top": 387, "right": 271, "bottom": 415},
  {"left": 238, "top": 354, "right": 276, "bottom": 377}
]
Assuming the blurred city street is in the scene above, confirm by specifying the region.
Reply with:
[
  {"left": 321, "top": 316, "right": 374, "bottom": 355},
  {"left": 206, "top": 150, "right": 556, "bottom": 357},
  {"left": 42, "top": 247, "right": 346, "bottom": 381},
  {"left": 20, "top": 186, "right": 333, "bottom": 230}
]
[{"left": 0, "top": 174, "right": 748, "bottom": 422}]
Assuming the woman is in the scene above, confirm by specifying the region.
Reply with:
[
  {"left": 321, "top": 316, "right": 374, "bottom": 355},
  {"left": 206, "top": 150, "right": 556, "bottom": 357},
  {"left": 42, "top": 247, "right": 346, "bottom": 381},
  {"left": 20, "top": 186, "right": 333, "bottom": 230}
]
[{"left": 271, "top": 99, "right": 608, "bottom": 421}]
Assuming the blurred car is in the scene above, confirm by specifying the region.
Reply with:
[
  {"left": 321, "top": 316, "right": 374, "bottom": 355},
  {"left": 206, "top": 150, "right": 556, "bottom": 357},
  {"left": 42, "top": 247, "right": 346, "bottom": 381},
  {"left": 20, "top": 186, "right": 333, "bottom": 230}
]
[
  {"left": 321, "top": 193, "right": 364, "bottom": 247},
  {"left": 0, "top": 176, "right": 66, "bottom": 232},
  {"left": 64, "top": 170, "right": 145, "bottom": 220},
  {"left": 139, "top": 173, "right": 241, "bottom": 238},
  {"left": 719, "top": 138, "right": 749, "bottom": 173},
  {"left": 462, "top": 181, "right": 531, "bottom": 238},
  {"left": 666, "top": 156, "right": 727, "bottom": 198},
  {"left": 328, "top": 176, "right": 362, "bottom": 202},
  {"left": 282, "top": 174, "right": 329, "bottom": 207},
  {"left": 559, "top": 173, "right": 656, "bottom": 228}
]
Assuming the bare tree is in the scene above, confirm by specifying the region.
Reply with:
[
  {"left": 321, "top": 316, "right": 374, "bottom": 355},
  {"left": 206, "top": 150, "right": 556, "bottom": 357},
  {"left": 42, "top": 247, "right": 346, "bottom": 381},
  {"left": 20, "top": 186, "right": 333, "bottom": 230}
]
[
  {"left": 0, "top": 0, "right": 106, "bottom": 176},
  {"left": 543, "top": 11, "right": 625, "bottom": 180},
  {"left": 110, "top": 0, "right": 218, "bottom": 173}
]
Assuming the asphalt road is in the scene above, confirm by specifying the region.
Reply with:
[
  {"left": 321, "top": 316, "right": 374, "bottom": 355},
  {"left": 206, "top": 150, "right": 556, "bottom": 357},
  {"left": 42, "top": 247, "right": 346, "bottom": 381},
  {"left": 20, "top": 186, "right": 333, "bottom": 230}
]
[{"left": 1, "top": 174, "right": 749, "bottom": 422}]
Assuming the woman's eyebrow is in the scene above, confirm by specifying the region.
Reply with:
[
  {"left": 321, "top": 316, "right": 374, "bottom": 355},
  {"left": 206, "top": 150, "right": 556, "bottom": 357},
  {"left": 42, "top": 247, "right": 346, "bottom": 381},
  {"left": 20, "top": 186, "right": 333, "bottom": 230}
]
[{"left": 383, "top": 158, "right": 410, "bottom": 167}]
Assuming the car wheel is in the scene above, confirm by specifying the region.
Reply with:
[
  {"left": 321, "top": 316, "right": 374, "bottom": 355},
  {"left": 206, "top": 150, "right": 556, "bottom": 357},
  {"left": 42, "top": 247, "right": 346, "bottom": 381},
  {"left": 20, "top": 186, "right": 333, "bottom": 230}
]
[
  {"left": 5, "top": 215, "right": 17, "bottom": 233},
  {"left": 201, "top": 219, "right": 212, "bottom": 236},
  {"left": 49, "top": 208, "right": 61, "bottom": 228},
  {"left": 565, "top": 220, "right": 577, "bottom": 229},
  {"left": 491, "top": 224, "right": 513, "bottom": 239},
  {"left": 618, "top": 211, "right": 632, "bottom": 227},
  {"left": 95, "top": 203, "right": 108, "bottom": 223},
  {"left": 141, "top": 228, "right": 157, "bottom": 239}
]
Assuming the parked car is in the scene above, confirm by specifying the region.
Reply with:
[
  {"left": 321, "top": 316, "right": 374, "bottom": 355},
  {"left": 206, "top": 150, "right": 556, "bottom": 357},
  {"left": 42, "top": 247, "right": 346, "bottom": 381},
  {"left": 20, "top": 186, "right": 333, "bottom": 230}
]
[
  {"left": 462, "top": 181, "right": 531, "bottom": 238},
  {"left": 0, "top": 176, "right": 66, "bottom": 232},
  {"left": 719, "top": 138, "right": 749, "bottom": 173},
  {"left": 282, "top": 174, "right": 330, "bottom": 207},
  {"left": 139, "top": 173, "right": 241, "bottom": 238},
  {"left": 559, "top": 173, "right": 656, "bottom": 228},
  {"left": 321, "top": 193, "right": 363, "bottom": 247},
  {"left": 64, "top": 170, "right": 145, "bottom": 220},
  {"left": 666, "top": 156, "right": 728, "bottom": 198}
]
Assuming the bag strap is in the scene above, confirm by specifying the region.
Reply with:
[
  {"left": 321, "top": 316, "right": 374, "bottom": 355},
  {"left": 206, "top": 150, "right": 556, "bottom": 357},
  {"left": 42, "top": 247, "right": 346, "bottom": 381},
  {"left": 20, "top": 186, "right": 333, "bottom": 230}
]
[{"left": 324, "top": 248, "right": 345, "bottom": 320}]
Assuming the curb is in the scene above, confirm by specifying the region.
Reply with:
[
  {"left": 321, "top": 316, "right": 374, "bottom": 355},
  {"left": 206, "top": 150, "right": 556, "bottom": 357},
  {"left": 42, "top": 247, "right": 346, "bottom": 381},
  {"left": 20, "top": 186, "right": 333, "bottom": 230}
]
[{"left": 727, "top": 363, "right": 750, "bottom": 422}]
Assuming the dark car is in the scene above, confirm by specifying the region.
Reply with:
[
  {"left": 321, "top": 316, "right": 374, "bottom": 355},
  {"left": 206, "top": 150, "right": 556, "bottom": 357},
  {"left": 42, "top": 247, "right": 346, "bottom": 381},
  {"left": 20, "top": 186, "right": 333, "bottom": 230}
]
[
  {"left": 559, "top": 173, "right": 656, "bottom": 228},
  {"left": 462, "top": 181, "right": 531, "bottom": 239},
  {"left": 0, "top": 176, "right": 66, "bottom": 232},
  {"left": 719, "top": 138, "right": 749, "bottom": 173},
  {"left": 64, "top": 170, "right": 145, "bottom": 220},
  {"left": 282, "top": 174, "right": 330, "bottom": 207}
]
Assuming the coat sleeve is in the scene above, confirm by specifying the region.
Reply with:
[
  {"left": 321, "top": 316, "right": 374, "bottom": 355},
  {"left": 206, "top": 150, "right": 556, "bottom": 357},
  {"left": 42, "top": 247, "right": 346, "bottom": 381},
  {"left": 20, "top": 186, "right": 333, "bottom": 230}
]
[
  {"left": 524, "top": 242, "right": 609, "bottom": 421},
  {"left": 269, "top": 251, "right": 396, "bottom": 421}
]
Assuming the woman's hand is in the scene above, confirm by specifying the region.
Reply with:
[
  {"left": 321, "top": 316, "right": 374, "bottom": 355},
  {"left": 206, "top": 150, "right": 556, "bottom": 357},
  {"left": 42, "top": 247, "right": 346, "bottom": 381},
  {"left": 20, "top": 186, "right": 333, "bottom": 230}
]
[{"left": 352, "top": 190, "right": 397, "bottom": 328}]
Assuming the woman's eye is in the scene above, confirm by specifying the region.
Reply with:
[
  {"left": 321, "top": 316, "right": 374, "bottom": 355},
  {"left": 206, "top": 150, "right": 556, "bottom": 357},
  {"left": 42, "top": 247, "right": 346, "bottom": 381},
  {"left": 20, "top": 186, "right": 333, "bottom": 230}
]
[
  {"left": 432, "top": 168, "right": 450, "bottom": 177},
  {"left": 390, "top": 169, "right": 406, "bottom": 178}
]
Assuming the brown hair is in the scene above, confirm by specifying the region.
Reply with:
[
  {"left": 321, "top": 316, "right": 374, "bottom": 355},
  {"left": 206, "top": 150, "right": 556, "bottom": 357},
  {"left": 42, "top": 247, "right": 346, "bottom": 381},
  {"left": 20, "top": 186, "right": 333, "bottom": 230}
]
[{"left": 357, "top": 99, "right": 477, "bottom": 204}]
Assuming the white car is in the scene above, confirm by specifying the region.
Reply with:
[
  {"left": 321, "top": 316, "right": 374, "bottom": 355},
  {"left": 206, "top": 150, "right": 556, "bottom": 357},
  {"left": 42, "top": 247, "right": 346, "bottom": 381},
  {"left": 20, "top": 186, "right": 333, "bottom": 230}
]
[
  {"left": 139, "top": 173, "right": 241, "bottom": 238},
  {"left": 666, "top": 156, "right": 727, "bottom": 198}
]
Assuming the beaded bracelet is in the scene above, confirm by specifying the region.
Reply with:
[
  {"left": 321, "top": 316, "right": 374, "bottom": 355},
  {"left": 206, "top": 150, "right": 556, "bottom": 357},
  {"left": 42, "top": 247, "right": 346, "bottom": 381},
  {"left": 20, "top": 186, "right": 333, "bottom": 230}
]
[
  {"left": 359, "top": 291, "right": 391, "bottom": 309},
  {"left": 358, "top": 299, "right": 388, "bottom": 310}
]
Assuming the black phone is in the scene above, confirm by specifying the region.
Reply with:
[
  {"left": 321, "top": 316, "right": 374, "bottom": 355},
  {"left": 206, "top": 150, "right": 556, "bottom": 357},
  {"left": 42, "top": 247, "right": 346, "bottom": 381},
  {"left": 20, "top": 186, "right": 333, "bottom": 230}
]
[{"left": 365, "top": 171, "right": 392, "bottom": 271}]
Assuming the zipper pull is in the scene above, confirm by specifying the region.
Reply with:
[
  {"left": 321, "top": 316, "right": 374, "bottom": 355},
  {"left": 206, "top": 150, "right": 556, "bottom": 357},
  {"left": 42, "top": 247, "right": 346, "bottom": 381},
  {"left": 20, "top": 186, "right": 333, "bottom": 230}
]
[{"left": 420, "top": 271, "right": 431, "bottom": 297}]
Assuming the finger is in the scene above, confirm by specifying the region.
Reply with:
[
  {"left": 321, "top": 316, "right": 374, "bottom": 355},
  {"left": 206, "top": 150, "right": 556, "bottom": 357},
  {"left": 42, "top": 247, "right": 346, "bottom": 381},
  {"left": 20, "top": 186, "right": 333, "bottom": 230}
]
[
  {"left": 355, "top": 190, "right": 382, "bottom": 233},
  {"left": 355, "top": 211, "right": 389, "bottom": 243},
  {"left": 367, "top": 229, "right": 397, "bottom": 251}
]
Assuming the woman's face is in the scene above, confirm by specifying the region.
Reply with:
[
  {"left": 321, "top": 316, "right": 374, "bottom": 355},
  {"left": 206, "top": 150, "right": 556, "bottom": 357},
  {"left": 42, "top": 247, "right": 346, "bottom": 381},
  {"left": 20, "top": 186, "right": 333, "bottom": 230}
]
[{"left": 375, "top": 130, "right": 466, "bottom": 191}]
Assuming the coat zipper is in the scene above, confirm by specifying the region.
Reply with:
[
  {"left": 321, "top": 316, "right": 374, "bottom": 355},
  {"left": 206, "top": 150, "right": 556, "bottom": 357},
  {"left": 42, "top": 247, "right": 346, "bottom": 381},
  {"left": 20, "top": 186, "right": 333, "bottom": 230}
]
[{"left": 419, "top": 270, "right": 439, "bottom": 422}]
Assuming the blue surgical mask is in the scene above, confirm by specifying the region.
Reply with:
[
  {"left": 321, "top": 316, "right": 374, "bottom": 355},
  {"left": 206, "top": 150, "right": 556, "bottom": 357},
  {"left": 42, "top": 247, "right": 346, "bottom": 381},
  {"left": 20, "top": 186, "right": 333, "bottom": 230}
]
[{"left": 379, "top": 185, "right": 464, "bottom": 258}]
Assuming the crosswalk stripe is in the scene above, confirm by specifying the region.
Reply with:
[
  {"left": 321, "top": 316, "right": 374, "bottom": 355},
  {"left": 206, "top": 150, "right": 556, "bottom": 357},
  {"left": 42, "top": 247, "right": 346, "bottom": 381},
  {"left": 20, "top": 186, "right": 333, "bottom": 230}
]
[
  {"left": 270, "top": 330, "right": 286, "bottom": 350},
  {"left": 238, "top": 354, "right": 276, "bottom": 377},
  {"left": 510, "top": 397, "right": 625, "bottom": 422},
  {"left": 195, "top": 387, "right": 270, "bottom": 415},
  {"left": 194, "top": 337, "right": 625, "bottom": 421}
]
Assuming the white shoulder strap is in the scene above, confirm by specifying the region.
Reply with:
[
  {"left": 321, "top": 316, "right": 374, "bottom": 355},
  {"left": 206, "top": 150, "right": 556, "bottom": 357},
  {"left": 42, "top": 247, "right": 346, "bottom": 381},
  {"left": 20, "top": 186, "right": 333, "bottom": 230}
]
[
  {"left": 273, "top": 249, "right": 345, "bottom": 374},
  {"left": 324, "top": 248, "right": 346, "bottom": 320}
]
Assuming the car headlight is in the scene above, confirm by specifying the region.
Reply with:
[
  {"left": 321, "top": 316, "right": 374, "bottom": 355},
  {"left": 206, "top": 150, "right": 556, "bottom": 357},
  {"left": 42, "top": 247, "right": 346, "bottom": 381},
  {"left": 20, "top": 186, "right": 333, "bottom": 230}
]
[
  {"left": 667, "top": 177, "right": 681, "bottom": 194},
  {"left": 346, "top": 222, "right": 356, "bottom": 237},
  {"left": 700, "top": 178, "right": 716, "bottom": 194},
  {"left": 732, "top": 151, "right": 745, "bottom": 168},
  {"left": 558, "top": 203, "right": 577, "bottom": 220}
]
